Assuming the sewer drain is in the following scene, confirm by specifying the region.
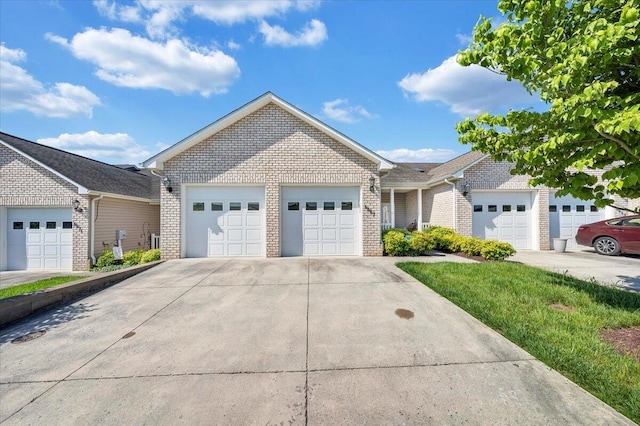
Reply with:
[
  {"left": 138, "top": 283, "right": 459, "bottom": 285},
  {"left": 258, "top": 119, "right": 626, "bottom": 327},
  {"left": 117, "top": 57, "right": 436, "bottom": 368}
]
[
  {"left": 122, "top": 331, "right": 136, "bottom": 339},
  {"left": 11, "top": 330, "right": 46, "bottom": 344}
]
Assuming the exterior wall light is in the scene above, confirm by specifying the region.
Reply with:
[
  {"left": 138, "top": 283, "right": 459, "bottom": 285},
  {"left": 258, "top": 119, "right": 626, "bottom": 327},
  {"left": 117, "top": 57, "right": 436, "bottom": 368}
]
[
  {"left": 72, "top": 199, "right": 83, "bottom": 212},
  {"left": 163, "top": 176, "right": 173, "bottom": 193},
  {"left": 462, "top": 183, "right": 471, "bottom": 197},
  {"left": 369, "top": 176, "right": 377, "bottom": 192}
]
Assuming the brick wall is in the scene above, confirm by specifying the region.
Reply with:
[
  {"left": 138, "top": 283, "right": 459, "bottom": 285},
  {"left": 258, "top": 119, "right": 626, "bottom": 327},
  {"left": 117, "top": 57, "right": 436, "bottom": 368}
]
[
  {"left": 424, "top": 185, "right": 454, "bottom": 228},
  {"left": 162, "top": 103, "right": 382, "bottom": 258},
  {"left": 0, "top": 144, "right": 89, "bottom": 270}
]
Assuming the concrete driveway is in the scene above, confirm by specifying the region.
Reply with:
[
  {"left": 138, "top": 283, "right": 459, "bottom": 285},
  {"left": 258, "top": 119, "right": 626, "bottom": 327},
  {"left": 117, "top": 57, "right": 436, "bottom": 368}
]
[
  {"left": 511, "top": 249, "right": 640, "bottom": 292},
  {"left": 0, "top": 256, "right": 633, "bottom": 425}
]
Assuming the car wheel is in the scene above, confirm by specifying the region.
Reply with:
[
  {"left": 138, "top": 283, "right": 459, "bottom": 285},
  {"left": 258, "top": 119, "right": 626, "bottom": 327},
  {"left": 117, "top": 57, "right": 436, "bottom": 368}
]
[{"left": 594, "top": 236, "right": 621, "bottom": 256}]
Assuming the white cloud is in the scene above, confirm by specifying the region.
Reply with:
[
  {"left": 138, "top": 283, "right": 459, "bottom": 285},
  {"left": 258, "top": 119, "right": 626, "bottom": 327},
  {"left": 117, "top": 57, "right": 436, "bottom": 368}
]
[
  {"left": 94, "top": 1, "right": 321, "bottom": 38},
  {"left": 376, "top": 148, "right": 458, "bottom": 163},
  {"left": 227, "top": 40, "right": 241, "bottom": 50},
  {"left": 37, "top": 131, "right": 150, "bottom": 165},
  {"left": 0, "top": 43, "right": 100, "bottom": 118},
  {"left": 47, "top": 28, "right": 240, "bottom": 96},
  {"left": 259, "top": 19, "right": 327, "bottom": 47},
  {"left": 455, "top": 33, "right": 473, "bottom": 46},
  {"left": 398, "top": 55, "right": 535, "bottom": 116},
  {"left": 322, "top": 99, "right": 375, "bottom": 124}
]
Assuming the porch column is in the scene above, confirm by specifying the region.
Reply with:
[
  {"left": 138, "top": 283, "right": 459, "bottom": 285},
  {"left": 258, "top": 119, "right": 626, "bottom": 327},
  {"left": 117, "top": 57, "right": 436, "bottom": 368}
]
[
  {"left": 390, "top": 188, "right": 395, "bottom": 228},
  {"left": 417, "top": 188, "right": 423, "bottom": 230}
]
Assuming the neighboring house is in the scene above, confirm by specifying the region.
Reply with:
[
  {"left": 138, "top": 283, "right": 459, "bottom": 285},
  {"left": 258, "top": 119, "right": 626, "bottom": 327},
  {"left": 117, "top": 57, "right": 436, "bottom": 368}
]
[
  {"left": 0, "top": 132, "right": 160, "bottom": 271},
  {"left": 381, "top": 151, "right": 639, "bottom": 251},
  {"left": 143, "top": 92, "right": 393, "bottom": 260}
]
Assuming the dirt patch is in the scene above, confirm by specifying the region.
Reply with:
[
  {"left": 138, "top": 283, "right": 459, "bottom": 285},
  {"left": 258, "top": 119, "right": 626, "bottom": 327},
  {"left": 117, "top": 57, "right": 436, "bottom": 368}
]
[
  {"left": 549, "top": 303, "right": 574, "bottom": 313},
  {"left": 452, "top": 252, "right": 487, "bottom": 262},
  {"left": 600, "top": 327, "right": 640, "bottom": 362},
  {"left": 395, "top": 308, "right": 414, "bottom": 320}
]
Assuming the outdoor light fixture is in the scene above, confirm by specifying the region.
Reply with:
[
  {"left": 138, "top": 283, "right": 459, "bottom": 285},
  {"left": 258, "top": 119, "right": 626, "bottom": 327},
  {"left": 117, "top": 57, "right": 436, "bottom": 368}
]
[
  {"left": 462, "top": 183, "right": 471, "bottom": 197},
  {"left": 72, "top": 199, "right": 83, "bottom": 212},
  {"left": 162, "top": 176, "right": 173, "bottom": 193},
  {"left": 369, "top": 176, "right": 377, "bottom": 192}
]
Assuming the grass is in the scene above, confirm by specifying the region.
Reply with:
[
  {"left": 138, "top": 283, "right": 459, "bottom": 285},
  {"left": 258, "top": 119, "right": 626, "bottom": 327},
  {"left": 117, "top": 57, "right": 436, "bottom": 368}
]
[
  {"left": 397, "top": 261, "right": 640, "bottom": 423},
  {"left": 0, "top": 276, "right": 88, "bottom": 300}
]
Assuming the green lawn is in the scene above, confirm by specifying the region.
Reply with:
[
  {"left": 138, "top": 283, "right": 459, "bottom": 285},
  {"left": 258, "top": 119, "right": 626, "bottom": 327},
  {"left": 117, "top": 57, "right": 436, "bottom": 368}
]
[
  {"left": 0, "top": 276, "right": 88, "bottom": 300},
  {"left": 397, "top": 261, "right": 640, "bottom": 423}
]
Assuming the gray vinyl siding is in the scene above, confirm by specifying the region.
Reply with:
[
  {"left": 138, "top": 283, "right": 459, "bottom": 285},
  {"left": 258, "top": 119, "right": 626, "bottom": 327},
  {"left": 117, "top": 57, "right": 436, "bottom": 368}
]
[{"left": 93, "top": 197, "right": 160, "bottom": 256}]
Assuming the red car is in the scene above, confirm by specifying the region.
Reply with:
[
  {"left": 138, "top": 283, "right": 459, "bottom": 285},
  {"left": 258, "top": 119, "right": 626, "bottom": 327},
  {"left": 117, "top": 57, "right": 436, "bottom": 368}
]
[{"left": 575, "top": 214, "right": 640, "bottom": 255}]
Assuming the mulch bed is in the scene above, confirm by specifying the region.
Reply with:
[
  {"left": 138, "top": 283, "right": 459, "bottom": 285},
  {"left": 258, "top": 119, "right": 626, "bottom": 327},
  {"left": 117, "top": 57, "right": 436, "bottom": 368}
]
[
  {"left": 451, "top": 252, "right": 487, "bottom": 262},
  {"left": 600, "top": 327, "right": 640, "bottom": 362}
]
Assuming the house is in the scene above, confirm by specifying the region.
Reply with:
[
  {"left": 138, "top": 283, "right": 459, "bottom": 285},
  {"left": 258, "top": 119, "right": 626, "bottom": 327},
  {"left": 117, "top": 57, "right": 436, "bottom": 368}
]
[
  {"left": 143, "top": 92, "right": 393, "bottom": 259},
  {"left": 0, "top": 132, "right": 160, "bottom": 271},
  {"left": 381, "top": 151, "right": 639, "bottom": 250}
]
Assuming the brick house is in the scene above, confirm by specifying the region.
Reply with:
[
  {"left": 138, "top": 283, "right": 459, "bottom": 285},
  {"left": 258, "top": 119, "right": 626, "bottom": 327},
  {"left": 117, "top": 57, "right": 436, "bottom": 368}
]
[
  {"left": 381, "top": 151, "right": 639, "bottom": 251},
  {"left": 0, "top": 133, "right": 160, "bottom": 271}
]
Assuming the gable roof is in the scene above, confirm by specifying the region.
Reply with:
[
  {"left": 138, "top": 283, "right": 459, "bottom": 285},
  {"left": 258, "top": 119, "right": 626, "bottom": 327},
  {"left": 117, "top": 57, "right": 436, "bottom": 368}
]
[
  {"left": 0, "top": 132, "right": 159, "bottom": 201},
  {"left": 380, "top": 151, "right": 489, "bottom": 187},
  {"left": 143, "top": 92, "right": 395, "bottom": 172}
]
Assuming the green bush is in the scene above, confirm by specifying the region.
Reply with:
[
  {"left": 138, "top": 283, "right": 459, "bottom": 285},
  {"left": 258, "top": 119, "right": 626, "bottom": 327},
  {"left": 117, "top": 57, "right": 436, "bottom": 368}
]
[
  {"left": 409, "top": 232, "right": 436, "bottom": 255},
  {"left": 480, "top": 240, "right": 516, "bottom": 260},
  {"left": 383, "top": 230, "right": 412, "bottom": 256},
  {"left": 95, "top": 250, "right": 116, "bottom": 268},
  {"left": 123, "top": 249, "right": 144, "bottom": 266},
  {"left": 426, "top": 227, "right": 457, "bottom": 251},
  {"left": 459, "top": 237, "right": 483, "bottom": 256},
  {"left": 140, "top": 249, "right": 161, "bottom": 264},
  {"left": 382, "top": 227, "right": 411, "bottom": 240}
]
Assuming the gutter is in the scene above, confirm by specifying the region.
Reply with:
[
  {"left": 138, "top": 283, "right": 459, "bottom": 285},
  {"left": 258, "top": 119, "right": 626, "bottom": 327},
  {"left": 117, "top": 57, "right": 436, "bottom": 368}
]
[
  {"left": 89, "top": 194, "right": 104, "bottom": 265},
  {"left": 444, "top": 178, "right": 457, "bottom": 232}
]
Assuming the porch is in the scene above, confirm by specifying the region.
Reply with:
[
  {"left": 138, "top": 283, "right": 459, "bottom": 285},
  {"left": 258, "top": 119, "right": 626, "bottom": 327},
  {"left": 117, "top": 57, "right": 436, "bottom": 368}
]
[{"left": 381, "top": 188, "right": 429, "bottom": 231}]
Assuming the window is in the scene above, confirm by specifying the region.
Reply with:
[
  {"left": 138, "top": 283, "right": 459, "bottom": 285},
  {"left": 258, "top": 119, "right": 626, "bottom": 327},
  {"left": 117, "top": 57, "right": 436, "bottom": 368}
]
[
  {"left": 248, "top": 202, "right": 260, "bottom": 211},
  {"left": 473, "top": 205, "right": 483, "bottom": 212},
  {"left": 193, "top": 202, "right": 205, "bottom": 212},
  {"left": 623, "top": 218, "right": 640, "bottom": 227},
  {"left": 13, "top": 222, "right": 23, "bottom": 230},
  {"left": 29, "top": 222, "right": 40, "bottom": 229},
  {"left": 229, "top": 202, "right": 241, "bottom": 211},
  {"left": 502, "top": 205, "right": 512, "bottom": 212},
  {"left": 590, "top": 205, "right": 598, "bottom": 212},
  {"left": 211, "top": 202, "right": 223, "bottom": 211},
  {"left": 62, "top": 222, "right": 72, "bottom": 229},
  {"left": 288, "top": 202, "right": 299, "bottom": 211},
  {"left": 549, "top": 205, "right": 557, "bottom": 213},
  {"left": 323, "top": 201, "right": 335, "bottom": 210},
  {"left": 306, "top": 202, "right": 317, "bottom": 211},
  {"left": 488, "top": 205, "right": 497, "bottom": 212},
  {"left": 341, "top": 202, "right": 353, "bottom": 211},
  {"left": 46, "top": 221, "right": 56, "bottom": 229},
  {"left": 576, "top": 205, "right": 585, "bottom": 212},
  {"left": 562, "top": 205, "right": 571, "bottom": 212},
  {"left": 517, "top": 205, "right": 526, "bottom": 212}
]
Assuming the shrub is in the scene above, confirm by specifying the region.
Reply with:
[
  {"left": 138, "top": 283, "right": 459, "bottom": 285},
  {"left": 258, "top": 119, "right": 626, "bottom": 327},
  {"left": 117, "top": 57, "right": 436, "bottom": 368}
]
[
  {"left": 123, "top": 249, "right": 144, "bottom": 266},
  {"left": 409, "top": 232, "right": 436, "bottom": 255},
  {"left": 459, "top": 237, "right": 483, "bottom": 256},
  {"left": 480, "top": 240, "right": 516, "bottom": 260},
  {"left": 140, "top": 249, "right": 161, "bottom": 264},
  {"left": 383, "top": 230, "right": 412, "bottom": 256},
  {"left": 425, "top": 227, "right": 457, "bottom": 251},
  {"left": 95, "top": 250, "right": 116, "bottom": 268},
  {"left": 382, "top": 227, "right": 411, "bottom": 240}
]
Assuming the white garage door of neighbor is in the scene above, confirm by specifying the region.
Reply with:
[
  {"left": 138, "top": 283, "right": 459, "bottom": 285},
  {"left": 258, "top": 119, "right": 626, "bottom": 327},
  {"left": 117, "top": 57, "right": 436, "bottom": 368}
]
[
  {"left": 185, "top": 186, "right": 265, "bottom": 257},
  {"left": 549, "top": 193, "right": 605, "bottom": 249},
  {"left": 472, "top": 192, "right": 532, "bottom": 249},
  {"left": 281, "top": 187, "right": 360, "bottom": 256},
  {"left": 7, "top": 208, "right": 73, "bottom": 270}
]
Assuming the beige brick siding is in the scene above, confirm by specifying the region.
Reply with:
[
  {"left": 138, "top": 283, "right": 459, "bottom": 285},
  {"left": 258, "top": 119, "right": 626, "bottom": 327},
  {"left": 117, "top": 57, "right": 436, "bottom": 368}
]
[
  {"left": 93, "top": 197, "right": 160, "bottom": 255},
  {"left": 0, "top": 144, "right": 89, "bottom": 270},
  {"left": 161, "top": 103, "right": 382, "bottom": 258},
  {"left": 424, "top": 185, "right": 454, "bottom": 228}
]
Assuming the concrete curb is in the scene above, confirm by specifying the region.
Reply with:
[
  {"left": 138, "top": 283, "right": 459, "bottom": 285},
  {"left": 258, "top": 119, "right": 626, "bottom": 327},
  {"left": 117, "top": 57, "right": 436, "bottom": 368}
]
[{"left": 0, "top": 261, "right": 163, "bottom": 328}]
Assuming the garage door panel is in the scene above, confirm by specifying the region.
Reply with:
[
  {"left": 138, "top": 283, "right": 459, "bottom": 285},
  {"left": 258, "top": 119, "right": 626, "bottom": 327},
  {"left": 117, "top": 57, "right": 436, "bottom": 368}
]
[
  {"left": 27, "top": 233, "right": 41, "bottom": 243},
  {"left": 472, "top": 192, "right": 532, "bottom": 249},
  {"left": 549, "top": 194, "right": 605, "bottom": 249},
  {"left": 28, "top": 246, "right": 42, "bottom": 256},
  {"left": 282, "top": 187, "right": 360, "bottom": 256},
  {"left": 186, "top": 186, "right": 265, "bottom": 257},
  {"left": 44, "top": 245, "right": 59, "bottom": 256}
]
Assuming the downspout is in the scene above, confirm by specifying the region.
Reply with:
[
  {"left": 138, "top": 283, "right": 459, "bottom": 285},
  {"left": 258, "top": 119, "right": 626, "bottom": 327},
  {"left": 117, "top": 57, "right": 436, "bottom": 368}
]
[
  {"left": 444, "top": 178, "right": 457, "bottom": 232},
  {"left": 90, "top": 194, "right": 104, "bottom": 265}
]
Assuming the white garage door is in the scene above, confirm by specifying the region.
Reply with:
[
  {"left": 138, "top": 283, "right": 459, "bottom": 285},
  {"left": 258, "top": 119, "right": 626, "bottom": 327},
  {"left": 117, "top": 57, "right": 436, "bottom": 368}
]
[
  {"left": 549, "top": 193, "right": 604, "bottom": 249},
  {"left": 7, "top": 208, "right": 73, "bottom": 270},
  {"left": 472, "top": 192, "right": 532, "bottom": 249},
  {"left": 185, "top": 187, "right": 265, "bottom": 257},
  {"left": 281, "top": 187, "right": 360, "bottom": 256}
]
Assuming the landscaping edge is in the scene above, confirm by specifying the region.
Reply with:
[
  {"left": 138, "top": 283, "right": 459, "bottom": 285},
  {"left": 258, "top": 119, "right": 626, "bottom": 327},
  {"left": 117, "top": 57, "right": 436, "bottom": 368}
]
[{"left": 0, "top": 261, "right": 163, "bottom": 328}]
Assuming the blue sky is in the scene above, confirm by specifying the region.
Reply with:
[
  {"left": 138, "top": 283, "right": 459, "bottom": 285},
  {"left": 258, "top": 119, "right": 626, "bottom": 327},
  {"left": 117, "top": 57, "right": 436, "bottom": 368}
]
[{"left": 0, "top": 0, "right": 541, "bottom": 165}]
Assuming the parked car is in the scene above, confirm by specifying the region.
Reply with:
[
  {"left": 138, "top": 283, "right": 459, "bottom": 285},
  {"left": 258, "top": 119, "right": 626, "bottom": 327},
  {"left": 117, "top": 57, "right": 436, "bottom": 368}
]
[{"left": 575, "top": 214, "right": 640, "bottom": 255}]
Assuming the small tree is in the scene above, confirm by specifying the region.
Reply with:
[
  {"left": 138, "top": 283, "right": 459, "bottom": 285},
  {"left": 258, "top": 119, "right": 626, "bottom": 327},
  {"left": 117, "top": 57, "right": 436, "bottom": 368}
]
[{"left": 457, "top": 0, "right": 640, "bottom": 208}]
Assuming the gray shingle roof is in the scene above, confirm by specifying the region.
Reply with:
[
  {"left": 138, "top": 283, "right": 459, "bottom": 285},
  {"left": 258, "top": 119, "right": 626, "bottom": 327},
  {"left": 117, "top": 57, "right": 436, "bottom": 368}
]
[
  {"left": 381, "top": 151, "right": 488, "bottom": 186},
  {"left": 1, "top": 132, "right": 159, "bottom": 200}
]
